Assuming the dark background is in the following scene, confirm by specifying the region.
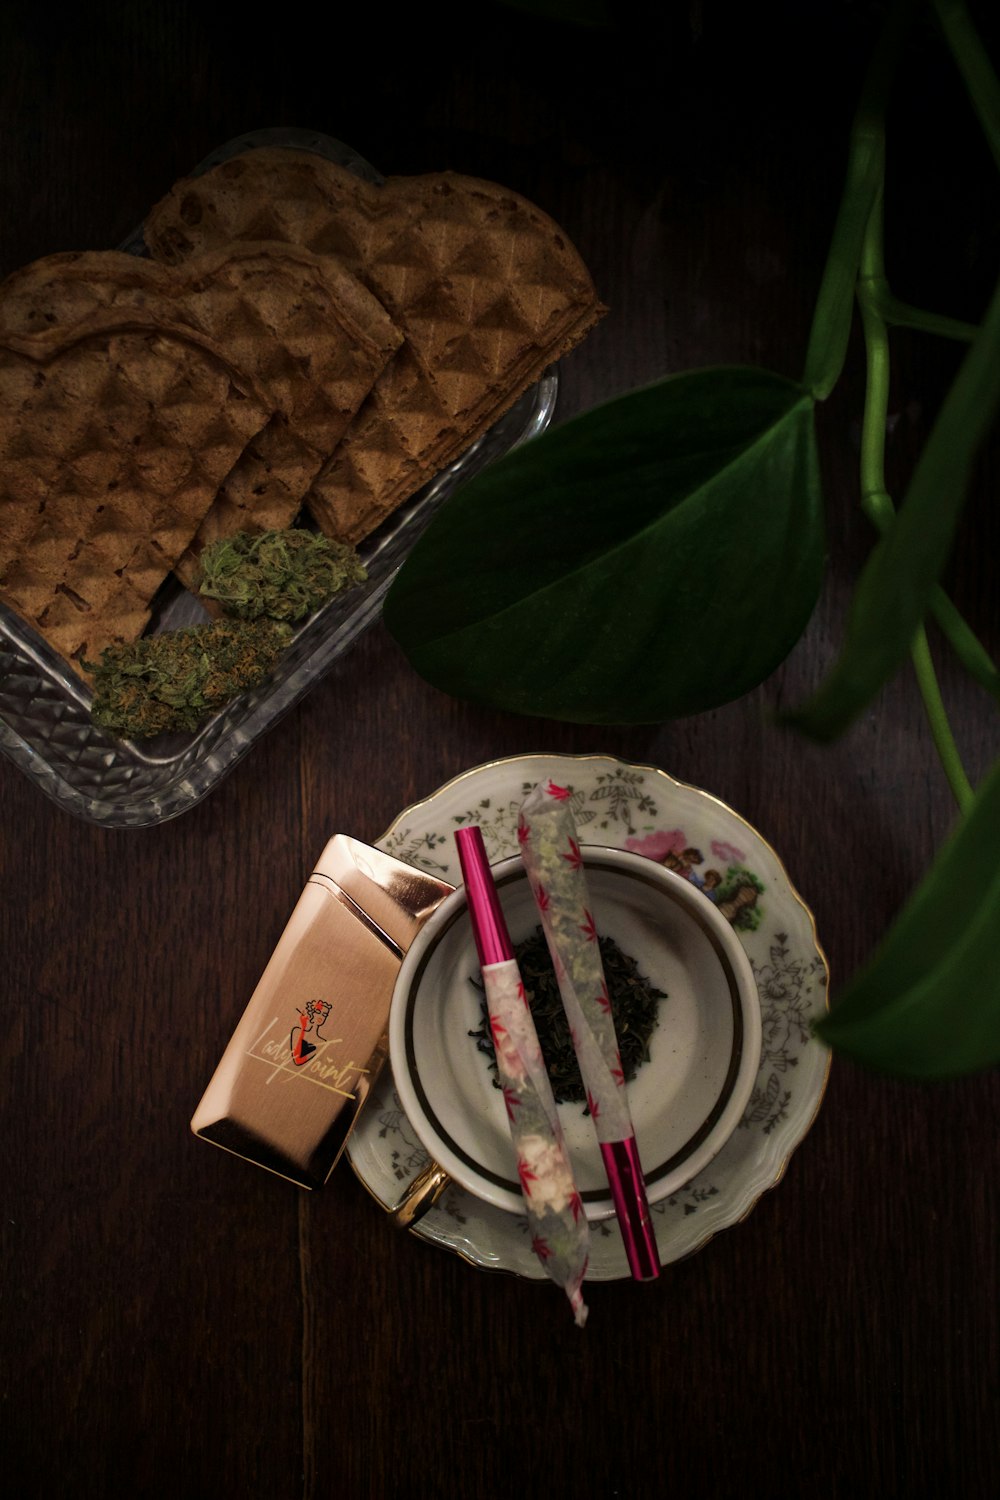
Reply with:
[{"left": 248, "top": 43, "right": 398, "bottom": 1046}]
[{"left": 1, "top": 3, "right": 997, "bottom": 1496}]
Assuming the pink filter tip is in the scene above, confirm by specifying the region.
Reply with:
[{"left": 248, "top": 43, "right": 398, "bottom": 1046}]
[
  {"left": 600, "top": 1138, "right": 660, "bottom": 1281},
  {"left": 454, "top": 826, "right": 514, "bottom": 967}
]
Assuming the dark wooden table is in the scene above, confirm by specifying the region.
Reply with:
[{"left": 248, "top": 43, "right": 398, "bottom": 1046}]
[{"left": 2, "top": 4, "right": 997, "bottom": 1496}]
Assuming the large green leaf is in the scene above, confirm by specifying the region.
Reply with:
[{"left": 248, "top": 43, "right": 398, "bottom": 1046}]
[
  {"left": 384, "top": 367, "right": 824, "bottom": 724},
  {"left": 816, "top": 756, "right": 1000, "bottom": 1078}
]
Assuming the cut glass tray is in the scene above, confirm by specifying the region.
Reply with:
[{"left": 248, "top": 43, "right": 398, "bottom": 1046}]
[{"left": 0, "top": 129, "right": 557, "bottom": 827}]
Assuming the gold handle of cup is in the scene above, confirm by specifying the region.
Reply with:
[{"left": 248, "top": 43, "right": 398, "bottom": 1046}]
[{"left": 390, "top": 1159, "right": 451, "bottom": 1228}]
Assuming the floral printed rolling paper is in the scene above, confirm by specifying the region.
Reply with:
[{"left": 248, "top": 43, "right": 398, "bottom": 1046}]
[
  {"left": 455, "top": 826, "right": 590, "bottom": 1325},
  {"left": 518, "top": 780, "right": 660, "bottom": 1281}
]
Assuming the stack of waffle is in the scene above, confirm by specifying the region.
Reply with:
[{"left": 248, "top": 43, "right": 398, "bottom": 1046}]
[{"left": 0, "top": 147, "right": 605, "bottom": 676}]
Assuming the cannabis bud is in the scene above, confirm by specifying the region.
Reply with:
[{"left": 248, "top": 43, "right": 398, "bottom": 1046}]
[
  {"left": 197, "top": 528, "right": 367, "bottom": 622},
  {"left": 84, "top": 618, "right": 293, "bottom": 739}
]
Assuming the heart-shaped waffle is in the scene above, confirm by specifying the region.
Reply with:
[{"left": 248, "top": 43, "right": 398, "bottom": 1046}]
[
  {"left": 0, "top": 243, "right": 402, "bottom": 585},
  {"left": 0, "top": 320, "right": 272, "bottom": 673},
  {"left": 145, "top": 148, "right": 606, "bottom": 541}
]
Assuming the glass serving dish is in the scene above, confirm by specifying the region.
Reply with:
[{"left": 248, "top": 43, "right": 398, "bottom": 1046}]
[{"left": 0, "top": 128, "right": 557, "bottom": 827}]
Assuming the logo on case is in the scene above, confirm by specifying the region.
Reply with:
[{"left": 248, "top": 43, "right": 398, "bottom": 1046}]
[{"left": 290, "top": 998, "right": 331, "bottom": 1066}]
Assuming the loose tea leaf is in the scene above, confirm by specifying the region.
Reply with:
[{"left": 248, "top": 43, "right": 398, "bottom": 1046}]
[
  {"left": 470, "top": 926, "right": 666, "bottom": 1104},
  {"left": 85, "top": 617, "right": 292, "bottom": 738},
  {"left": 198, "top": 527, "right": 367, "bottom": 622}
]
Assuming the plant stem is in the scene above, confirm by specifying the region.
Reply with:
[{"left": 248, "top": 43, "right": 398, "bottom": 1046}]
[
  {"left": 859, "top": 498, "right": 1000, "bottom": 700},
  {"left": 857, "top": 228, "right": 999, "bottom": 702},
  {"left": 856, "top": 192, "right": 976, "bottom": 812},
  {"left": 857, "top": 476, "right": 1000, "bottom": 701},
  {"left": 857, "top": 192, "right": 891, "bottom": 492},
  {"left": 923, "top": 593, "right": 1000, "bottom": 698},
  {"left": 869, "top": 287, "right": 979, "bottom": 343},
  {"left": 910, "top": 629, "right": 976, "bottom": 809},
  {"left": 802, "top": 3, "right": 907, "bottom": 401}
]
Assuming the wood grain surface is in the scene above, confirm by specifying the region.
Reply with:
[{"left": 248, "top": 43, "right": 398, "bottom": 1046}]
[{"left": 1, "top": 4, "right": 997, "bottom": 1496}]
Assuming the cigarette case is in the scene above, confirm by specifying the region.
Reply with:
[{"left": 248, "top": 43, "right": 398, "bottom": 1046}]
[{"left": 191, "top": 834, "right": 454, "bottom": 1188}]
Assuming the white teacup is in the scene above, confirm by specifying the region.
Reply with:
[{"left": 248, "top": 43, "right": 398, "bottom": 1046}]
[{"left": 389, "top": 846, "right": 761, "bottom": 1221}]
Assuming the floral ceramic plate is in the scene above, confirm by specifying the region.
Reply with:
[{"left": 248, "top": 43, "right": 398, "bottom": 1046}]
[{"left": 347, "top": 753, "right": 830, "bottom": 1280}]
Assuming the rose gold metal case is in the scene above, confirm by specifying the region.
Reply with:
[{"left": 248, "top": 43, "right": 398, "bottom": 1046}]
[{"left": 191, "top": 835, "right": 453, "bottom": 1188}]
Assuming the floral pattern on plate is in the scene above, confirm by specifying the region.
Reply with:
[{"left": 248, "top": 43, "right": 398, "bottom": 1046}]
[{"left": 347, "top": 753, "right": 830, "bottom": 1280}]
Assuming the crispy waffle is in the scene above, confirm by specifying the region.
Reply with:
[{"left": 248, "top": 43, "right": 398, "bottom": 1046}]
[
  {"left": 144, "top": 148, "right": 606, "bottom": 541},
  {"left": 0, "top": 243, "right": 402, "bottom": 581},
  {"left": 0, "top": 320, "right": 272, "bottom": 673}
]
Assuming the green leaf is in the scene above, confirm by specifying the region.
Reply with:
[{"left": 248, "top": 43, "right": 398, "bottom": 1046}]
[
  {"left": 816, "top": 756, "right": 1000, "bottom": 1079},
  {"left": 934, "top": 0, "right": 1000, "bottom": 176},
  {"left": 384, "top": 367, "right": 824, "bottom": 724},
  {"left": 791, "top": 262, "right": 1000, "bottom": 741},
  {"left": 800, "top": 26, "right": 893, "bottom": 401}
]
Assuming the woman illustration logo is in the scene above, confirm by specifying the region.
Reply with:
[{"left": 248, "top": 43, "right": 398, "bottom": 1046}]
[{"left": 290, "top": 999, "right": 331, "bottom": 1066}]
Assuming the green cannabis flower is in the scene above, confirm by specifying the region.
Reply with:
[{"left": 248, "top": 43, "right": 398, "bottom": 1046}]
[
  {"left": 197, "top": 528, "right": 367, "bottom": 622},
  {"left": 85, "top": 618, "right": 292, "bottom": 739}
]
